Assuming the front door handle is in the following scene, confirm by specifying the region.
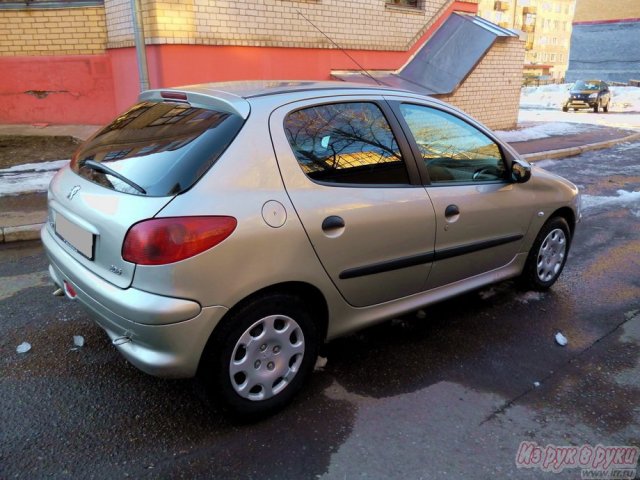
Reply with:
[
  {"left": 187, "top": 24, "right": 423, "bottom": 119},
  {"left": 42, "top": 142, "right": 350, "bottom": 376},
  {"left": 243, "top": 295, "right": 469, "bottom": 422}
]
[
  {"left": 322, "top": 215, "right": 345, "bottom": 231},
  {"left": 445, "top": 204, "right": 460, "bottom": 217}
]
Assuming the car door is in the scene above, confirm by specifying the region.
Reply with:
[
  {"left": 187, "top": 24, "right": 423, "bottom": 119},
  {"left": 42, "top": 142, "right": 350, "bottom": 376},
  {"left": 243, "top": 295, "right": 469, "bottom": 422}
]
[
  {"left": 389, "top": 99, "right": 537, "bottom": 289},
  {"left": 269, "top": 98, "right": 437, "bottom": 307}
]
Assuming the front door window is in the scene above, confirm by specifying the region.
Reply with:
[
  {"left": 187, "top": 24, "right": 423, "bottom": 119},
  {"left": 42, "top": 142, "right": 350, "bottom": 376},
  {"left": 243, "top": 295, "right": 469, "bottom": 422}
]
[{"left": 399, "top": 104, "right": 506, "bottom": 184}]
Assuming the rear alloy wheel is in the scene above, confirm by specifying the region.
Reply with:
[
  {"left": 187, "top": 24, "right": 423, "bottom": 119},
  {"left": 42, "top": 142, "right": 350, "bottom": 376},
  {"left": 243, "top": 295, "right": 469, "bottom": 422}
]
[
  {"left": 200, "top": 293, "right": 318, "bottom": 418},
  {"left": 520, "top": 217, "right": 571, "bottom": 291}
]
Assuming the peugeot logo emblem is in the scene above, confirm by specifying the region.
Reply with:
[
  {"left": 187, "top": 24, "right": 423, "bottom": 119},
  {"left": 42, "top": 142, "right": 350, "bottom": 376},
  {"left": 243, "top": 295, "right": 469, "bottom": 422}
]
[{"left": 67, "top": 185, "right": 81, "bottom": 200}]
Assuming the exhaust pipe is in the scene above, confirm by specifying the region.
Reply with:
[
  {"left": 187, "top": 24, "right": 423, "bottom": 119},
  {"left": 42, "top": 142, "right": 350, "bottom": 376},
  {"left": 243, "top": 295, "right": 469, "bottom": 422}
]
[
  {"left": 112, "top": 336, "right": 132, "bottom": 346},
  {"left": 52, "top": 288, "right": 64, "bottom": 297}
]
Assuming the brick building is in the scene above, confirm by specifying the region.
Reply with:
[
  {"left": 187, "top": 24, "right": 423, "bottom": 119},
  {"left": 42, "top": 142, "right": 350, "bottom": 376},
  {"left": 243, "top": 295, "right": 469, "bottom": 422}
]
[
  {"left": 0, "top": 0, "right": 524, "bottom": 129},
  {"left": 565, "top": 0, "right": 640, "bottom": 83}
]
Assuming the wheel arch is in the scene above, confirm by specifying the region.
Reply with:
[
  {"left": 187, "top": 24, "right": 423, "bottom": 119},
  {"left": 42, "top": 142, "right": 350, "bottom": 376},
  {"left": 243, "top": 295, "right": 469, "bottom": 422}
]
[
  {"left": 550, "top": 206, "right": 576, "bottom": 237},
  {"left": 197, "top": 281, "right": 329, "bottom": 415},
  {"left": 205, "top": 281, "right": 330, "bottom": 349}
]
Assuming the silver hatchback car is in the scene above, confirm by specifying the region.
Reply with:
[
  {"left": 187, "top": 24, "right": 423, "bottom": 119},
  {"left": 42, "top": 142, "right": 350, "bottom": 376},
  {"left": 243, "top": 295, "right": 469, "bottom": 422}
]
[{"left": 43, "top": 81, "right": 580, "bottom": 416}]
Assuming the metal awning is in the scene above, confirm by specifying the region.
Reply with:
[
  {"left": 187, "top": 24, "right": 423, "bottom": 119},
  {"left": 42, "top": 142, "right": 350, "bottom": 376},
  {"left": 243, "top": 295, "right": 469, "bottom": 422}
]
[{"left": 333, "top": 13, "right": 518, "bottom": 95}]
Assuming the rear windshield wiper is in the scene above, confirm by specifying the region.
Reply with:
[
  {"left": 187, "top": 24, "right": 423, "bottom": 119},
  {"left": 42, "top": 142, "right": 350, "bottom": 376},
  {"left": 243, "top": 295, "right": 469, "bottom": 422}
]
[{"left": 80, "top": 160, "right": 147, "bottom": 195}]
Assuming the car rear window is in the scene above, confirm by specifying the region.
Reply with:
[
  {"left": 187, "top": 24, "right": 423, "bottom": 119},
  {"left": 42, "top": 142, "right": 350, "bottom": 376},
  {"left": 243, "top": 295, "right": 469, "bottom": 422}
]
[{"left": 70, "top": 101, "right": 245, "bottom": 196}]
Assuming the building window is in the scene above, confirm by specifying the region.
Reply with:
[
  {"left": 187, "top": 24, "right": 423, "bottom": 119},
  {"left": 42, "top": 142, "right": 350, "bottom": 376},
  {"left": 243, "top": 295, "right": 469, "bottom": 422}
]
[
  {"left": 386, "top": 0, "right": 419, "bottom": 7},
  {"left": 0, "top": 0, "right": 103, "bottom": 8}
]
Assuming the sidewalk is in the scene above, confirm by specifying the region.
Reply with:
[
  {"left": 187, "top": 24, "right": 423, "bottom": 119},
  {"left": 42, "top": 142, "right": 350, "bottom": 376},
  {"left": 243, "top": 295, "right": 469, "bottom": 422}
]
[
  {"left": 511, "top": 125, "right": 640, "bottom": 161},
  {"left": 1, "top": 123, "right": 640, "bottom": 243}
]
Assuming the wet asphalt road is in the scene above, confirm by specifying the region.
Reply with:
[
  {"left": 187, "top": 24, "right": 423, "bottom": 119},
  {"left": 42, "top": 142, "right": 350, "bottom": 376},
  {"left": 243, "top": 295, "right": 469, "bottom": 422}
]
[{"left": 1, "top": 142, "right": 639, "bottom": 479}]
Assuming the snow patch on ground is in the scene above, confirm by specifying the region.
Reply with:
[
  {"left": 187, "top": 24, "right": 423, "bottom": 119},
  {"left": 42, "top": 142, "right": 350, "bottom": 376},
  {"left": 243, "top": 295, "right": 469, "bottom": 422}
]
[
  {"left": 495, "top": 122, "right": 594, "bottom": 143},
  {"left": 610, "top": 87, "right": 640, "bottom": 112},
  {"left": 516, "top": 291, "right": 544, "bottom": 304},
  {"left": 532, "top": 160, "right": 557, "bottom": 169},
  {"left": 0, "top": 159, "right": 68, "bottom": 196},
  {"left": 521, "top": 84, "right": 571, "bottom": 110},
  {"left": 2, "top": 159, "right": 69, "bottom": 173},
  {"left": 478, "top": 287, "right": 497, "bottom": 300},
  {"left": 581, "top": 189, "right": 640, "bottom": 215}
]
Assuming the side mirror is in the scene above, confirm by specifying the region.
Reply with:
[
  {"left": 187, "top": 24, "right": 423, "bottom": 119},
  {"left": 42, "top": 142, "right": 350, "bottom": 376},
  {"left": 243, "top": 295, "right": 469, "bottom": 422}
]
[{"left": 511, "top": 159, "right": 532, "bottom": 183}]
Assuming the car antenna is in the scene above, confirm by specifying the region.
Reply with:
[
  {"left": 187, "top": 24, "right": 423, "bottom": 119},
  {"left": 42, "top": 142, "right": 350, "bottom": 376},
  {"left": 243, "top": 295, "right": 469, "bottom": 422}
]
[{"left": 296, "top": 9, "right": 386, "bottom": 87}]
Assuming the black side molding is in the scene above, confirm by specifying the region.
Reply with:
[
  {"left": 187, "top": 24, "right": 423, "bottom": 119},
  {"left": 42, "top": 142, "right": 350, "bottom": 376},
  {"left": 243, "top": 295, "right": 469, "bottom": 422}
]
[
  {"left": 433, "top": 234, "right": 524, "bottom": 261},
  {"left": 338, "top": 233, "right": 524, "bottom": 280},
  {"left": 339, "top": 252, "right": 435, "bottom": 280}
]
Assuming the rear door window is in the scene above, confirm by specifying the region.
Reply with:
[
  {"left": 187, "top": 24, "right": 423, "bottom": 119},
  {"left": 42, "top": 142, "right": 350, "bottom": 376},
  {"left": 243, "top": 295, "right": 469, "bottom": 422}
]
[
  {"left": 71, "top": 101, "right": 245, "bottom": 196},
  {"left": 283, "top": 102, "right": 410, "bottom": 185}
]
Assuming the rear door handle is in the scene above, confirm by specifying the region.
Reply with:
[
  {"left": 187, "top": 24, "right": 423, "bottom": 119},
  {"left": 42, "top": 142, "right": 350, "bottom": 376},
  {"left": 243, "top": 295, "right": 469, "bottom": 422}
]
[
  {"left": 322, "top": 215, "right": 345, "bottom": 231},
  {"left": 445, "top": 205, "right": 460, "bottom": 217}
]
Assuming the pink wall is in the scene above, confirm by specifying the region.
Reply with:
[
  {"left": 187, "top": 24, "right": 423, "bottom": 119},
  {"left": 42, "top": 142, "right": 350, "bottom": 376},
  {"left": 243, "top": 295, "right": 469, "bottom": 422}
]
[
  {"left": 0, "top": 55, "right": 117, "bottom": 125},
  {"left": 0, "top": 1, "right": 476, "bottom": 125},
  {"left": 108, "top": 45, "right": 418, "bottom": 113}
]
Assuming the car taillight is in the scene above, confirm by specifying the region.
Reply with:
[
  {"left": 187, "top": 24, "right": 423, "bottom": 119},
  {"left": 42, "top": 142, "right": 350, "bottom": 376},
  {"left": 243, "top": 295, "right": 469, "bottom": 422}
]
[{"left": 122, "top": 216, "right": 237, "bottom": 265}]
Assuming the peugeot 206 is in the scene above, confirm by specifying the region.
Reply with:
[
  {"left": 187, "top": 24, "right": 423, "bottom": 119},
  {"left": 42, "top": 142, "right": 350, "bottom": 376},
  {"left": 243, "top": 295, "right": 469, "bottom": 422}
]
[{"left": 42, "top": 81, "right": 580, "bottom": 416}]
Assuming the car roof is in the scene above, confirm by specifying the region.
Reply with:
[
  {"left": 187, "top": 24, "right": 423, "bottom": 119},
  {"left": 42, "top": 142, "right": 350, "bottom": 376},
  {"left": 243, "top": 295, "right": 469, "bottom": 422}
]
[
  {"left": 141, "top": 80, "right": 445, "bottom": 120},
  {"left": 176, "top": 80, "right": 410, "bottom": 98}
]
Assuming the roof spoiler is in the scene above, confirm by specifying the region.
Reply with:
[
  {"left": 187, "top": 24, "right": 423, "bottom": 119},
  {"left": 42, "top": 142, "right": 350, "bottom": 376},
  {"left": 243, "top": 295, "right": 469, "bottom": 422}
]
[{"left": 139, "top": 88, "right": 251, "bottom": 119}]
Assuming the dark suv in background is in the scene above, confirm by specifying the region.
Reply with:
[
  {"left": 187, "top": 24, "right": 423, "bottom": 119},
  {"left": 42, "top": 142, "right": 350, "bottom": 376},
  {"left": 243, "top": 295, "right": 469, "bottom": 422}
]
[{"left": 563, "top": 80, "right": 611, "bottom": 113}]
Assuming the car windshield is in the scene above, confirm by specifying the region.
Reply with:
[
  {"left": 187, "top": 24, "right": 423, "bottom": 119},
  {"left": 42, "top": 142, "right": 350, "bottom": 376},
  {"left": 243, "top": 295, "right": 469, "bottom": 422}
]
[
  {"left": 70, "top": 101, "right": 245, "bottom": 196},
  {"left": 573, "top": 81, "right": 600, "bottom": 91}
]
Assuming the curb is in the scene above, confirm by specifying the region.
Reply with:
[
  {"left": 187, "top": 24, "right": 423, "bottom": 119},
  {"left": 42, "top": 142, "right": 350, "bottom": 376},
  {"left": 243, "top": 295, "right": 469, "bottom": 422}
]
[
  {"left": 1, "top": 223, "right": 43, "bottom": 243},
  {"left": 522, "top": 131, "right": 640, "bottom": 162},
  {"left": 2, "top": 131, "right": 639, "bottom": 244}
]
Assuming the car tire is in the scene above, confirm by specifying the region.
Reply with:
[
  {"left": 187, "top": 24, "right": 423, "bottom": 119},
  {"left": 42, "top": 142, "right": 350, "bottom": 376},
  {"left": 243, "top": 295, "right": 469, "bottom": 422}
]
[
  {"left": 603, "top": 100, "right": 609, "bottom": 113},
  {"left": 562, "top": 106, "right": 569, "bottom": 112},
  {"left": 199, "top": 292, "right": 319, "bottom": 418},
  {"left": 593, "top": 102, "right": 599, "bottom": 113},
  {"left": 519, "top": 217, "right": 571, "bottom": 291}
]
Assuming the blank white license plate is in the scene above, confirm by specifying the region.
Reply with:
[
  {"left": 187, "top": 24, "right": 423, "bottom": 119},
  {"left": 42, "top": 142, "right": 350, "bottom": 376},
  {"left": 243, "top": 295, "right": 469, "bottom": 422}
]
[{"left": 55, "top": 213, "right": 94, "bottom": 259}]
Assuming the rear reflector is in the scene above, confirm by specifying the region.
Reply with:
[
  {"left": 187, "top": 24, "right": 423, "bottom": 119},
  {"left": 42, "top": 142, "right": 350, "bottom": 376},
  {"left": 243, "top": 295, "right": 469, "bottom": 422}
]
[
  {"left": 64, "top": 280, "right": 77, "bottom": 298},
  {"left": 122, "top": 216, "right": 237, "bottom": 265},
  {"left": 160, "top": 91, "right": 188, "bottom": 101}
]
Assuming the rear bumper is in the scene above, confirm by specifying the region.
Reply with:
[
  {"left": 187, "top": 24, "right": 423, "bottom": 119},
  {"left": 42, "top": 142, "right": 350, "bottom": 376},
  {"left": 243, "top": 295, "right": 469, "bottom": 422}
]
[{"left": 42, "top": 225, "right": 228, "bottom": 378}]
